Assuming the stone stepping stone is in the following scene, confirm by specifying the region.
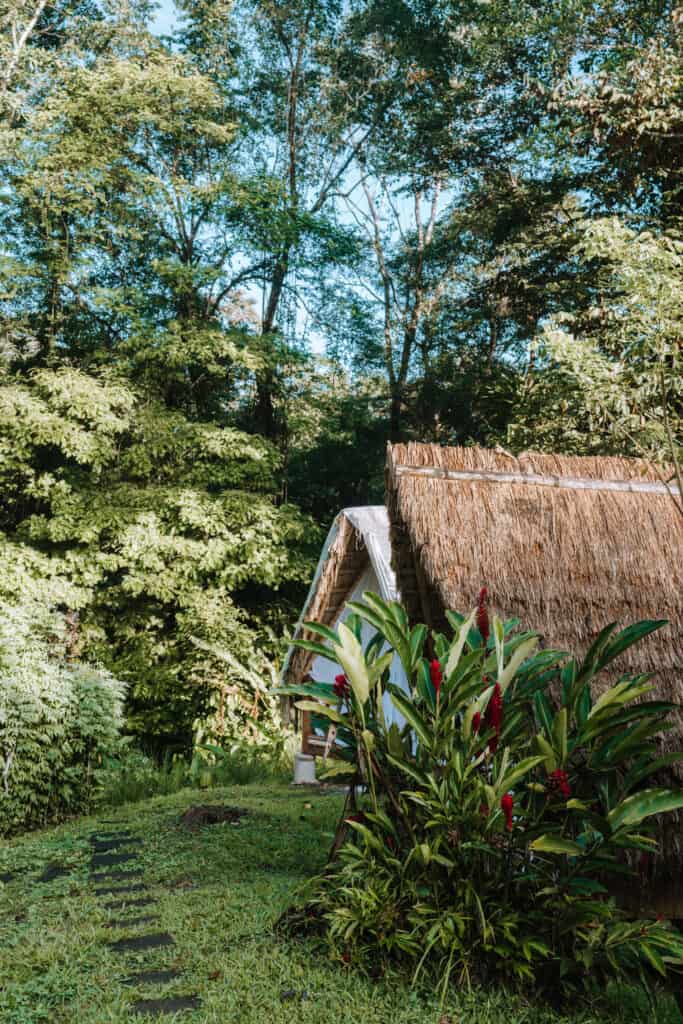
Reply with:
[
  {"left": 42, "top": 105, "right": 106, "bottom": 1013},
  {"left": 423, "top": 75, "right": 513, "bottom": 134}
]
[
  {"left": 91, "top": 868, "right": 143, "bottom": 883},
  {"left": 39, "top": 863, "right": 72, "bottom": 883},
  {"left": 131, "top": 995, "right": 201, "bottom": 1016},
  {"left": 95, "top": 883, "right": 149, "bottom": 897},
  {"left": 108, "top": 932, "right": 175, "bottom": 953},
  {"left": 91, "top": 852, "right": 139, "bottom": 869},
  {"left": 104, "top": 896, "right": 155, "bottom": 911},
  {"left": 107, "top": 914, "right": 160, "bottom": 929},
  {"left": 123, "top": 969, "right": 180, "bottom": 987},
  {"left": 91, "top": 836, "right": 141, "bottom": 851}
]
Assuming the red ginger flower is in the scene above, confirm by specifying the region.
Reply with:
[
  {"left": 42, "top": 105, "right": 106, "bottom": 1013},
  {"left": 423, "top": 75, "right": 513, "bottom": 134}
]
[
  {"left": 547, "top": 769, "right": 571, "bottom": 800},
  {"left": 429, "top": 658, "right": 442, "bottom": 696},
  {"left": 472, "top": 711, "right": 481, "bottom": 734},
  {"left": 501, "top": 793, "right": 514, "bottom": 831},
  {"left": 477, "top": 587, "right": 490, "bottom": 644},
  {"left": 333, "top": 673, "right": 350, "bottom": 699}
]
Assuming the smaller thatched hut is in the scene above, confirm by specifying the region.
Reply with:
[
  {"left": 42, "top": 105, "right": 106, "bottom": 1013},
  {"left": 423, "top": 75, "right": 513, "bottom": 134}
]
[{"left": 282, "top": 507, "right": 409, "bottom": 757}]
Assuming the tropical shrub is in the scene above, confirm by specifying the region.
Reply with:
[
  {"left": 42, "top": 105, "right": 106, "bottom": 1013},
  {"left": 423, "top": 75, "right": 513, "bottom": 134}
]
[
  {"left": 190, "top": 638, "right": 295, "bottom": 776},
  {"left": 281, "top": 592, "right": 683, "bottom": 1005},
  {"left": 0, "top": 597, "right": 126, "bottom": 835}
]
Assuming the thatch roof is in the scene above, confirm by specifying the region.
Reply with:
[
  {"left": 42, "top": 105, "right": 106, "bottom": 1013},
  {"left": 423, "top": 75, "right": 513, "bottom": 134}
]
[
  {"left": 283, "top": 507, "right": 398, "bottom": 686},
  {"left": 386, "top": 442, "right": 683, "bottom": 757},
  {"left": 387, "top": 442, "right": 681, "bottom": 674}
]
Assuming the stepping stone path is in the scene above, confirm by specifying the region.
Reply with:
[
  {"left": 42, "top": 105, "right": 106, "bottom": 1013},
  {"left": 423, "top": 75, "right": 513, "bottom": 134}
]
[
  {"left": 88, "top": 826, "right": 202, "bottom": 1017},
  {"left": 92, "top": 868, "right": 144, "bottom": 883},
  {"left": 132, "top": 996, "right": 202, "bottom": 1016},
  {"left": 107, "top": 914, "right": 161, "bottom": 929},
  {"left": 95, "top": 882, "right": 149, "bottom": 896},
  {"left": 39, "top": 863, "right": 72, "bottom": 883}
]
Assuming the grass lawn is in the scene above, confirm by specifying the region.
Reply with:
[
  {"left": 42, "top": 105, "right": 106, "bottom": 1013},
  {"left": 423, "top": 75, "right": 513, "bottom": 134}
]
[{"left": 0, "top": 782, "right": 680, "bottom": 1024}]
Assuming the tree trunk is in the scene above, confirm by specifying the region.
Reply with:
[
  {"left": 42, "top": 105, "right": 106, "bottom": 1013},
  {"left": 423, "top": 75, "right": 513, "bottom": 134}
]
[{"left": 389, "top": 387, "right": 403, "bottom": 442}]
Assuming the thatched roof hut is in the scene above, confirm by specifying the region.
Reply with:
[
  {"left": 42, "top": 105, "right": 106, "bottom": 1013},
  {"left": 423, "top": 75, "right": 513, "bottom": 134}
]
[
  {"left": 283, "top": 507, "right": 407, "bottom": 755},
  {"left": 283, "top": 506, "right": 398, "bottom": 691},
  {"left": 385, "top": 443, "right": 682, "bottom": 697},
  {"left": 386, "top": 442, "right": 683, "bottom": 887},
  {"left": 387, "top": 444, "right": 679, "bottom": 667}
]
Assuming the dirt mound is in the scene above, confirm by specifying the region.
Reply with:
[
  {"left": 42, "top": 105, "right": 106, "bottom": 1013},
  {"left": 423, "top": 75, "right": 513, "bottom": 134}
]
[{"left": 179, "top": 805, "right": 246, "bottom": 830}]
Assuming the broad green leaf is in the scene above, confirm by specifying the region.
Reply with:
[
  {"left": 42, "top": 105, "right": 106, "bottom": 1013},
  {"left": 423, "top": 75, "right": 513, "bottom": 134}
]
[
  {"left": 294, "top": 700, "right": 346, "bottom": 725},
  {"left": 608, "top": 788, "right": 683, "bottom": 831},
  {"left": 498, "top": 636, "right": 539, "bottom": 693},
  {"left": 498, "top": 756, "right": 546, "bottom": 795},
  {"left": 334, "top": 622, "right": 370, "bottom": 705},
  {"left": 623, "top": 753, "right": 683, "bottom": 794},
  {"left": 588, "top": 679, "right": 654, "bottom": 720},
  {"left": 534, "top": 691, "right": 554, "bottom": 737},
  {"left": 302, "top": 621, "right": 340, "bottom": 645},
  {"left": 291, "top": 638, "right": 337, "bottom": 663},
  {"left": 445, "top": 608, "right": 476, "bottom": 680},
  {"left": 409, "top": 624, "right": 428, "bottom": 668},
  {"left": 318, "top": 761, "right": 357, "bottom": 779},
  {"left": 361, "top": 728, "right": 375, "bottom": 752},
  {"left": 368, "top": 650, "right": 393, "bottom": 685},
  {"left": 552, "top": 708, "right": 568, "bottom": 765},
  {"left": 493, "top": 614, "right": 506, "bottom": 678},
  {"left": 275, "top": 683, "right": 337, "bottom": 702},
  {"left": 566, "top": 799, "right": 591, "bottom": 811},
  {"left": 641, "top": 942, "right": 667, "bottom": 977},
  {"left": 388, "top": 688, "right": 432, "bottom": 748},
  {"left": 598, "top": 620, "right": 668, "bottom": 671},
  {"left": 530, "top": 835, "right": 582, "bottom": 856},
  {"left": 535, "top": 733, "right": 557, "bottom": 772}
]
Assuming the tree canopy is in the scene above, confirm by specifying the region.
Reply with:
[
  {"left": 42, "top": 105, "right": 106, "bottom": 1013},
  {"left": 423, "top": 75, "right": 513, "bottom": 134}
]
[{"left": 1, "top": 0, "right": 680, "bottom": 750}]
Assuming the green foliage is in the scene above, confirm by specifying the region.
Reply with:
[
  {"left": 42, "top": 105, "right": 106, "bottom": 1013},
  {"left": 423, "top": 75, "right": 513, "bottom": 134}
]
[
  {"left": 5, "top": 783, "right": 676, "bottom": 1024},
  {"left": 0, "top": 592, "right": 126, "bottom": 835},
  {"left": 509, "top": 218, "right": 683, "bottom": 504},
  {"left": 285, "top": 594, "right": 683, "bottom": 1006},
  {"left": 0, "top": 366, "right": 316, "bottom": 748}
]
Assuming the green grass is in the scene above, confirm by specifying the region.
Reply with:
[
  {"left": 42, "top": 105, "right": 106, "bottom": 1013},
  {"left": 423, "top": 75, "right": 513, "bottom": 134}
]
[{"left": 0, "top": 783, "right": 680, "bottom": 1024}]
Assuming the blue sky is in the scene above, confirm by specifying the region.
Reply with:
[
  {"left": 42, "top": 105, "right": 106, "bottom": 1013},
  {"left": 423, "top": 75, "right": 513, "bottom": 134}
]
[{"left": 150, "top": 0, "right": 178, "bottom": 35}]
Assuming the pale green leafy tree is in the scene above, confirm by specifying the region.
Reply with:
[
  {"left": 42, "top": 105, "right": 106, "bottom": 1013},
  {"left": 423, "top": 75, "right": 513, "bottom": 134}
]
[{"left": 512, "top": 218, "right": 682, "bottom": 515}]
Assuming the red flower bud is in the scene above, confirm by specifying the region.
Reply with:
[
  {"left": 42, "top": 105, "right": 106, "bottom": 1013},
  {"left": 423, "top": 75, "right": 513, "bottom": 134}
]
[
  {"left": 501, "top": 793, "right": 514, "bottom": 831},
  {"left": 547, "top": 769, "right": 571, "bottom": 800},
  {"left": 429, "top": 658, "right": 442, "bottom": 696},
  {"left": 472, "top": 711, "right": 481, "bottom": 734},
  {"left": 477, "top": 587, "right": 490, "bottom": 644},
  {"left": 333, "top": 673, "right": 350, "bottom": 699}
]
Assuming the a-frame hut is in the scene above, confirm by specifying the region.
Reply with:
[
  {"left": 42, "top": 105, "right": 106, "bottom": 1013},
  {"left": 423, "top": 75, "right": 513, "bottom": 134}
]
[{"left": 282, "top": 506, "right": 410, "bottom": 757}]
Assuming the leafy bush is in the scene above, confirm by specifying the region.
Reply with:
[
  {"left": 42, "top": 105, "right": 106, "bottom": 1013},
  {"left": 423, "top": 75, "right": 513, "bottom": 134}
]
[
  {"left": 282, "top": 593, "right": 683, "bottom": 1006},
  {"left": 0, "top": 598, "right": 126, "bottom": 835},
  {"left": 96, "top": 744, "right": 189, "bottom": 807},
  {"left": 190, "top": 637, "right": 295, "bottom": 777}
]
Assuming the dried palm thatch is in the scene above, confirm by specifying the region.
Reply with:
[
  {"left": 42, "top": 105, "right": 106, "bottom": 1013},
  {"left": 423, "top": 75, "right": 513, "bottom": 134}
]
[{"left": 386, "top": 442, "right": 683, "bottom": 871}]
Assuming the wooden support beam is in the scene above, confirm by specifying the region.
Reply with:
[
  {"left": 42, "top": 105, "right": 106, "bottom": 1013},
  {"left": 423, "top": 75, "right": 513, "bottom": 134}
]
[{"left": 393, "top": 464, "right": 680, "bottom": 496}]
